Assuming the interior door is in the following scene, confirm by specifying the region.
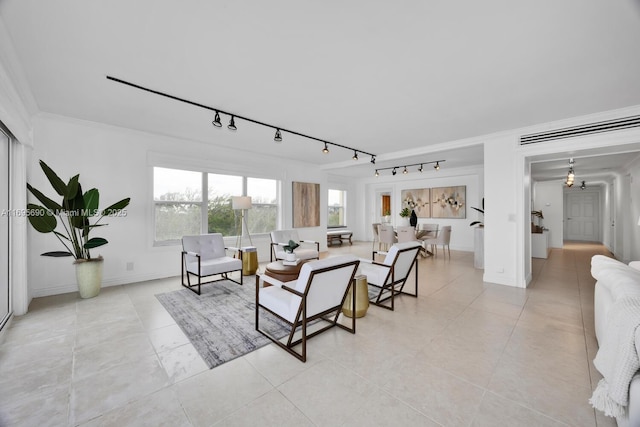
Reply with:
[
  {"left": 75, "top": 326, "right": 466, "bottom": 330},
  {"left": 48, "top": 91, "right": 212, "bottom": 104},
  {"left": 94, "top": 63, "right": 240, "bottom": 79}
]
[
  {"left": 0, "top": 127, "right": 10, "bottom": 331},
  {"left": 566, "top": 191, "right": 600, "bottom": 241}
]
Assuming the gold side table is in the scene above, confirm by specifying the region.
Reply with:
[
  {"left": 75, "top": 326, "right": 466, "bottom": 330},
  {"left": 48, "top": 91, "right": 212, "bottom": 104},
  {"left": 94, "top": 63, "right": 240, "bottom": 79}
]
[
  {"left": 242, "top": 246, "right": 258, "bottom": 275},
  {"left": 342, "top": 275, "right": 369, "bottom": 318}
]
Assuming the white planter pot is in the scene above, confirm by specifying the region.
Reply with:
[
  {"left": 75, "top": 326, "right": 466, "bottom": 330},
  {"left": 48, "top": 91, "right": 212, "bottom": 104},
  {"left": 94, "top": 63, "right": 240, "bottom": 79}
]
[
  {"left": 75, "top": 257, "right": 104, "bottom": 299},
  {"left": 284, "top": 252, "right": 296, "bottom": 262},
  {"left": 400, "top": 217, "right": 410, "bottom": 226}
]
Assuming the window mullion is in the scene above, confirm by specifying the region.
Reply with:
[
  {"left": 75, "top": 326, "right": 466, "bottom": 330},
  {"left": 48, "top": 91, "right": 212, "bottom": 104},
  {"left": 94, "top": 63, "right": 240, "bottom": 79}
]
[{"left": 202, "top": 172, "right": 208, "bottom": 234}]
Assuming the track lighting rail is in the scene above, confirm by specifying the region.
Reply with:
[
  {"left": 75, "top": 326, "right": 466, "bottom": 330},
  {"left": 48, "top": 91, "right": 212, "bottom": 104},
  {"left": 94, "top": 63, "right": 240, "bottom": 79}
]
[
  {"left": 374, "top": 160, "right": 445, "bottom": 177},
  {"left": 106, "top": 76, "right": 376, "bottom": 159}
]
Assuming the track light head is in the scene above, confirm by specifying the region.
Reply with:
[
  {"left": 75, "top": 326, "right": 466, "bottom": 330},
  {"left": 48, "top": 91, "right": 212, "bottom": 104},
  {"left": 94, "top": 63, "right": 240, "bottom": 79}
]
[
  {"left": 353, "top": 151, "right": 358, "bottom": 161},
  {"left": 403, "top": 166, "right": 408, "bottom": 174},
  {"left": 274, "top": 129, "right": 282, "bottom": 143},
  {"left": 434, "top": 161, "right": 440, "bottom": 171},
  {"left": 418, "top": 164, "right": 423, "bottom": 172},
  {"left": 212, "top": 111, "right": 222, "bottom": 127},
  {"left": 371, "top": 155, "right": 376, "bottom": 164},
  {"left": 228, "top": 116, "right": 237, "bottom": 131},
  {"left": 375, "top": 170, "right": 379, "bottom": 177},
  {"left": 580, "top": 181, "right": 586, "bottom": 190},
  {"left": 322, "top": 143, "right": 329, "bottom": 154},
  {"left": 392, "top": 168, "right": 397, "bottom": 176}
]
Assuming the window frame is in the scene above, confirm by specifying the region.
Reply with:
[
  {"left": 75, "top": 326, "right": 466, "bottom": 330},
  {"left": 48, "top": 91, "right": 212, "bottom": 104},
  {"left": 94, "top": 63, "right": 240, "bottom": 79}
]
[
  {"left": 327, "top": 188, "right": 347, "bottom": 229},
  {"left": 152, "top": 166, "right": 279, "bottom": 246}
]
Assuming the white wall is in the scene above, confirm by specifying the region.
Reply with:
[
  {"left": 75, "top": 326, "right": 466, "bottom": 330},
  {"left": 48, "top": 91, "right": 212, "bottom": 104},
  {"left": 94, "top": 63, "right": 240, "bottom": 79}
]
[
  {"left": 28, "top": 114, "right": 330, "bottom": 297},
  {"left": 484, "top": 135, "right": 521, "bottom": 286},
  {"left": 533, "top": 181, "right": 564, "bottom": 248},
  {"left": 0, "top": 17, "right": 36, "bottom": 317},
  {"left": 629, "top": 157, "right": 640, "bottom": 261}
]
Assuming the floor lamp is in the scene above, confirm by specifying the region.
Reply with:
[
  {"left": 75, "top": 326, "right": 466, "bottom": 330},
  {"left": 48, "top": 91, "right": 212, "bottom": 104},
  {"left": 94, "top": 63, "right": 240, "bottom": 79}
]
[{"left": 232, "top": 196, "right": 253, "bottom": 248}]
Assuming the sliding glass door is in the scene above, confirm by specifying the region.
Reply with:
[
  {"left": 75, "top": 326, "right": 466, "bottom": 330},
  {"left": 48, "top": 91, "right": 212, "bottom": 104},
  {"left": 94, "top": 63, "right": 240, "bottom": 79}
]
[{"left": 0, "top": 126, "right": 10, "bottom": 330}]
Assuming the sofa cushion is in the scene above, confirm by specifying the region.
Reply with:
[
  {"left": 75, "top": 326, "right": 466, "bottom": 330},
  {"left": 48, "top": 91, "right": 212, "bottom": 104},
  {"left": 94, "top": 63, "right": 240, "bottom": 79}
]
[
  {"left": 607, "top": 269, "right": 640, "bottom": 301},
  {"left": 185, "top": 256, "right": 242, "bottom": 277},
  {"left": 592, "top": 255, "right": 627, "bottom": 280}
]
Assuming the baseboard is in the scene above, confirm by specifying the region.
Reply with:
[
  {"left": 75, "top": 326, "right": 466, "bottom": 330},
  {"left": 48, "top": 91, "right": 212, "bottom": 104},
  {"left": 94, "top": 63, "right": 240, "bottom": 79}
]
[
  {"left": 482, "top": 272, "right": 525, "bottom": 288},
  {"left": 30, "top": 270, "right": 179, "bottom": 298}
]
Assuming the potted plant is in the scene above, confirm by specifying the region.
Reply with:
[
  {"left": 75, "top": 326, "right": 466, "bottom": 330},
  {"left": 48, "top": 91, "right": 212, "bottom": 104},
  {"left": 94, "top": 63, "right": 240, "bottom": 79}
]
[
  {"left": 399, "top": 207, "right": 411, "bottom": 226},
  {"left": 26, "top": 160, "right": 131, "bottom": 298},
  {"left": 469, "top": 198, "right": 484, "bottom": 227},
  {"left": 382, "top": 208, "right": 391, "bottom": 223},
  {"left": 282, "top": 239, "right": 300, "bottom": 262}
]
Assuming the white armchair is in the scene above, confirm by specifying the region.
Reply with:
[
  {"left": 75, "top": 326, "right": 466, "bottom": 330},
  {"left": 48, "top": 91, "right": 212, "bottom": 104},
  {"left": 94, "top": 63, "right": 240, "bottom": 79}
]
[
  {"left": 256, "top": 255, "right": 360, "bottom": 362},
  {"left": 270, "top": 229, "right": 320, "bottom": 262},
  {"left": 359, "top": 242, "right": 422, "bottom": 310},
  {"left": 181, "top": 233, "right": 243, "bottom": 295}
]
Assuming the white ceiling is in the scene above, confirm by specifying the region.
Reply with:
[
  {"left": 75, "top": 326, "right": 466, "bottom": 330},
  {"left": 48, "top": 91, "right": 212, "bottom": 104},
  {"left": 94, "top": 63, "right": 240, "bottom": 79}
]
[{"left": 2, "top": 0, "right": 640, "bottom": 179}]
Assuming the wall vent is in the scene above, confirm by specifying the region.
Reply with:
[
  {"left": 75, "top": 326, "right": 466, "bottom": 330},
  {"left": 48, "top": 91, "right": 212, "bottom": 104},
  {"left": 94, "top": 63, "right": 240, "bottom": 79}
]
[{"left": 520, "top": 115, "right": 640, "bottom": 145}]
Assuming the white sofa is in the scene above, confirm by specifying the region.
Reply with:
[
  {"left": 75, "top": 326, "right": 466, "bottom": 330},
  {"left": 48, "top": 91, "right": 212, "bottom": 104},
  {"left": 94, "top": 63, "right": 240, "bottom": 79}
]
[{"left": 592, "top": 255, "right": 640, "bottom": 426}]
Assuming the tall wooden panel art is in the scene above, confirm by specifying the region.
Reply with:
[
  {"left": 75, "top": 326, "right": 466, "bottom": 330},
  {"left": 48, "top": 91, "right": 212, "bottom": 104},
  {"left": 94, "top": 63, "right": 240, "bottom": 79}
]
[{"left": 292, "top": 181, "right": 320, "bottom": 227}]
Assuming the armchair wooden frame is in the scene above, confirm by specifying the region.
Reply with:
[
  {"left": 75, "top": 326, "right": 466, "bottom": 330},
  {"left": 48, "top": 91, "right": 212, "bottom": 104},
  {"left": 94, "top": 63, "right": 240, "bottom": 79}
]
[
  {"left": 181, "top": 249, "right": 243, "bottom": 295},
  {"left": 255, "top": 258, "right": 359, "bottom": 362},
  {"left": 365, "top": 243, "right": 421, "bottom": 311},
  {"left": 269, "top": 240, "right": 320, "bottom": 262},
  {"left": 269, "top": 230, "right": 320, "bottom": 262},
  {"left": 181, "top": 233, "right": 244, "bottom": 295}
]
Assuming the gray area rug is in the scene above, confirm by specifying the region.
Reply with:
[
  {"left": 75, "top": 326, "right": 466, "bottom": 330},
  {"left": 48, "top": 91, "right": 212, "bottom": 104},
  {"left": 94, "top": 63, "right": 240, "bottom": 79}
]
[{"left": 156, "top": 279, "right": 291, "bottom": 369}]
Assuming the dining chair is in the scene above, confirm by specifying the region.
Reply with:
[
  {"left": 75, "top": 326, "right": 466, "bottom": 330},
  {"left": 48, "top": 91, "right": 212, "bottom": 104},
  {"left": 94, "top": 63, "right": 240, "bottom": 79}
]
[
  {"left": 377, "top": 224, "right": 396, "bottom": 253},
  {"left": 396, "top": 225, "right": 417, "bottom": 243},
  {"left": 422, "top": 225, "right": 452, "bottom": 258},
  {"left": 372, "top": 222, "right": 381, "bottom": 251}
]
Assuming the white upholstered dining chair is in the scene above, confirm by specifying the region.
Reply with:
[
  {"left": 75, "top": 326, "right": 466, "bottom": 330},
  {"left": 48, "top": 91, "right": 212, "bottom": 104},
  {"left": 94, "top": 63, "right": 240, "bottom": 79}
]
[
  {"left": 422, "top": 225, "right": 452, "bottom": 258},
  {"left": 372, "top": 222, "right": 381, "bottom": 251},
  {"left": 377, "top": 224, "right": 396, "bottom": 253}
]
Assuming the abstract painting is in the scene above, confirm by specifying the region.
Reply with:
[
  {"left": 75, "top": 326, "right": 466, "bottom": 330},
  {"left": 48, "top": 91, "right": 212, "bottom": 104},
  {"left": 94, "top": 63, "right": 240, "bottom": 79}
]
[
  {"left": 431, "top": 186, "right": 466, "bottom": 219},
  {"left": 401, "top": 188, "right": 431, "bottom": 218}
]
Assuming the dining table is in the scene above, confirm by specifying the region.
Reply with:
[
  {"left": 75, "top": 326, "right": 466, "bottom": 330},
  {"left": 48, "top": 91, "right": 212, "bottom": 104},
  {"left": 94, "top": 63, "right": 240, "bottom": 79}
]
[{"left": 395, "top": 225, "right": 439, "bottom": 257}]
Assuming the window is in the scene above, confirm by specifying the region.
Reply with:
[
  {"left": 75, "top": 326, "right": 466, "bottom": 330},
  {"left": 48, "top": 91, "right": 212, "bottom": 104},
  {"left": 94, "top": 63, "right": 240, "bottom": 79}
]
[
  {"left": 153, "top": 167, "right": 279, "bottom": 244},
  {"left": 247, "top": 177, "right": 277, "bottom": 234},
  {"left": 154, "top": 168, "right": 202, "bottom": 242},
  {"left": 328, "top": 189, "right": 346, "bottom": 227},
  {"left": 207, "top": 173, "right": 242, "bottom": 236}
]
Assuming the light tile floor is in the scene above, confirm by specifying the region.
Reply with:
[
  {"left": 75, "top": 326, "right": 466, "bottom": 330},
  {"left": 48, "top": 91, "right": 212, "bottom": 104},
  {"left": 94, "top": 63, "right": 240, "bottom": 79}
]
[{"left": 0, "top": 241, "right": 617, "bottom": 426}]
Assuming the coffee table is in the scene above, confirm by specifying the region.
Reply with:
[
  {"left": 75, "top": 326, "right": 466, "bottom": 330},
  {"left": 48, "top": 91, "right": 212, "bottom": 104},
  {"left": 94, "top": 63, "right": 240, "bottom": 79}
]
[{"left": 263, "top": 260, "right": 309, "bottom": 283}]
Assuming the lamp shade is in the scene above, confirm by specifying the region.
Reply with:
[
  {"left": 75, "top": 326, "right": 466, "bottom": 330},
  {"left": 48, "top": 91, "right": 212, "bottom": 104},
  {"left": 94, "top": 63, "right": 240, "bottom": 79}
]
[{"left": 232, "top": 196, "right": 252, "bottom": 210}]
